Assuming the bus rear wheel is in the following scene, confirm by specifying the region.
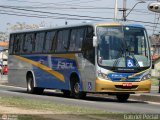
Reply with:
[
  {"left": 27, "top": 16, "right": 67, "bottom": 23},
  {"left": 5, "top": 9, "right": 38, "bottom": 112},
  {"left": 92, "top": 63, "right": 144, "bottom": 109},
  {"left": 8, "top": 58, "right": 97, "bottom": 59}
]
[
  {"left": 27, "top": 74, "right": 44, "bottom": 94},
  {"left": 116, "top": 94, "right": 130, "bottom": 102},
  {"left": 70, "top": 76, "right": 86, "bottom": 99}
]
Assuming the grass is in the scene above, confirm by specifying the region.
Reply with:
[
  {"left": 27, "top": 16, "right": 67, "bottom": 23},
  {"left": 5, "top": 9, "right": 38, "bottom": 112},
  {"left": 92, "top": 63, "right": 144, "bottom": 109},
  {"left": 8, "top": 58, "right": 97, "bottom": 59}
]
[
  {"left": 0, "top": 96, "right": 115, "bottom": 120},
  {"left": 0, "top": 96, "right": 159, "bottom": 120},
  {"left": 0, "top": 96, "right": 108, "bottom": 114}
]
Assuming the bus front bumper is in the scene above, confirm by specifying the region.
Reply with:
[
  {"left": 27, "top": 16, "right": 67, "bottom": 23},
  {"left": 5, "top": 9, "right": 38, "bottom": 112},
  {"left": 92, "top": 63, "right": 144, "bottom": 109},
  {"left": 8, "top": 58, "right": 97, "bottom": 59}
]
[{"left": 95, "top": 78, "right": 151, "bottom": 93}]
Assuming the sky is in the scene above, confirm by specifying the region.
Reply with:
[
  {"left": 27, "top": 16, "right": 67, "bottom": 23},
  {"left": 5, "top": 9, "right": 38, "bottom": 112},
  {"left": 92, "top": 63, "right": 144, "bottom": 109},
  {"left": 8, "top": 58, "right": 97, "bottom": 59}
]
[{"left": 0, "top": 0, "right": 159, "bottom": 35}]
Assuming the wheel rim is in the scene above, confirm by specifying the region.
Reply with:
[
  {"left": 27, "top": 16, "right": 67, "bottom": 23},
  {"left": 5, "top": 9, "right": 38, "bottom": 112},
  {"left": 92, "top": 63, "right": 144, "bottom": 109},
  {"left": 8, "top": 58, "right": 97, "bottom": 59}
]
[
  {"left": 74, "top": 83, "right": 80, "bottom": 94},
  {"left": 27, "top": 77, "right": 33, "bottom": 92}
]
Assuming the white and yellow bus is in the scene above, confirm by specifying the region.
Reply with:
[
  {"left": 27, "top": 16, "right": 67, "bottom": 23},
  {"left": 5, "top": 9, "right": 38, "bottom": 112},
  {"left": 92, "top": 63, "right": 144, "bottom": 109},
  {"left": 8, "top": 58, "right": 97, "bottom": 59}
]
[{"left": 8, "top": 22, "right": 151, "bottom": 102}]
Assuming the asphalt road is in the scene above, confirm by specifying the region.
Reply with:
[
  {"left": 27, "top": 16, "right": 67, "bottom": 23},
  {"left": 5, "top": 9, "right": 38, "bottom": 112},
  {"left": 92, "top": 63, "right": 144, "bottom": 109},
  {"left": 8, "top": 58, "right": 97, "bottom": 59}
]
[{"left": 0, "top": 85, "right": 160, "bottom": 114}]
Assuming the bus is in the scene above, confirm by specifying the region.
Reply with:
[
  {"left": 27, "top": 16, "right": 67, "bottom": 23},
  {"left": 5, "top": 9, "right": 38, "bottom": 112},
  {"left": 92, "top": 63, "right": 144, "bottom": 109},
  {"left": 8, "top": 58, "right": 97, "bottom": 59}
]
[{"left": 8, "top": 22, "right": 151, "bottom": 102}]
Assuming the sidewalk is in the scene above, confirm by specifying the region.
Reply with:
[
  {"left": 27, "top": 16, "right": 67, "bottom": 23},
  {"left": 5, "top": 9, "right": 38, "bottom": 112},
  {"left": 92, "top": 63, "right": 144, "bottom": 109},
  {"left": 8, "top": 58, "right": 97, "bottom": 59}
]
[
  {"left": 0, "top": 75, "right": 8, "bottom": 84},
  {"left": 130, "top": 86, "right": 160, "bottom": 103}
]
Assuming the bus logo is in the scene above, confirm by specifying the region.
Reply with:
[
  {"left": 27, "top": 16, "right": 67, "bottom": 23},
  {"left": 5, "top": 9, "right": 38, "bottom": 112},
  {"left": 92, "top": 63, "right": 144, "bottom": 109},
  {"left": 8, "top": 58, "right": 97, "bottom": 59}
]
[{"left": 57, "top": 61, "right": 74, "bottom": 69}]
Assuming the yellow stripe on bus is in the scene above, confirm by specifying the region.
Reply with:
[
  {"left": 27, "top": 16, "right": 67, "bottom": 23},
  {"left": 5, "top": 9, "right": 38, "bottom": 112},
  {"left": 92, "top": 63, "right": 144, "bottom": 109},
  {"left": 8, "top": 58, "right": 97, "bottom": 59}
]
[
  {"left": 96, "top": 22, "right": 121, "bottom": 26},
  {"left": 128, "top": 69, "right": 149, "bottom": 79},
  {"left": 15, "top": 55, "right": 65, "bottom": 82},
  {"left": 51, "top": 54, "right": 76, "bottom": 59},
  {"left": 121, "top": 69, "right": 149, "bottom": 81}
]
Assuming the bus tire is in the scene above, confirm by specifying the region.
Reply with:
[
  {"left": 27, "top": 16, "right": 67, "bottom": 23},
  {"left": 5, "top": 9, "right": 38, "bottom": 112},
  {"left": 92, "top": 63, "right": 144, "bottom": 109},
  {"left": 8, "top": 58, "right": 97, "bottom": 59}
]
[
  {"left": 116, "top": 94, "right": 130, "bottom": 102},
  {"left": 70, "top": 76, "right": 86, "bottom": 99},
  {"left": 27, "top": 74, "right": 44, "bottom": 94}
]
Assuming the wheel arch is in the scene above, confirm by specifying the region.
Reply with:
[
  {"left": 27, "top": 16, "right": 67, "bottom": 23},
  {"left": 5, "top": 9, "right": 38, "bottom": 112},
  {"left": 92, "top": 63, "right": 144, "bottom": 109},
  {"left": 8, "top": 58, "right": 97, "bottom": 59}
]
[
  {"left": 69, "top": 72, "right": 83, "bottom": 91},
  {"left": 26, "top": 71, "right": 36, "bottom": 87}
]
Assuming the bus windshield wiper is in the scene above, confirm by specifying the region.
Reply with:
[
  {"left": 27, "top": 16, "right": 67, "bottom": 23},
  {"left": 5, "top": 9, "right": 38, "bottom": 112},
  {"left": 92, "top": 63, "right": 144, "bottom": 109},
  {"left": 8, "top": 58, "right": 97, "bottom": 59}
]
[{"left": 112, "top": 47, "right": 125, "bottom": 69}]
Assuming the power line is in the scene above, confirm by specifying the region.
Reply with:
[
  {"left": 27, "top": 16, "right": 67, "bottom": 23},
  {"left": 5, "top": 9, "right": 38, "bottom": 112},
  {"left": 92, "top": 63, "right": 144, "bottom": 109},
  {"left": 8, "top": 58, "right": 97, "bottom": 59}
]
[
  {"left": 1, "top": 8, "right": 160, "bottom": 32},
  {"left": 127, "top": 19, "right": 159, "bottom": 25},
  {"left": 0, "top": 5, "right": 113, "bottom": 20},
  {"left": 1, "top": 1, "right": 159, "bottom": 34},
  {"left": 145, "top": 24, "right": 160, "bottom": 29},
  {"left": 0, "top": 5, "right": 158, "bottom": 25},
  {"left": 0, "top": 11, "right": 104, "bottom": 21},
  {"left": 0, "top": 8, "right": 112, "bottom": 15},
  {"left": 4, "top": 0, "right": 155, "bottom": 15},
  {"left": 0, "top": 6, "right": 114, "bottom": 10},
  {"left": 7, "top": 0, "right": 105, "bottom": 8},
  {"left": 0, "top": 5, "right": 154, "bottom": 21}
]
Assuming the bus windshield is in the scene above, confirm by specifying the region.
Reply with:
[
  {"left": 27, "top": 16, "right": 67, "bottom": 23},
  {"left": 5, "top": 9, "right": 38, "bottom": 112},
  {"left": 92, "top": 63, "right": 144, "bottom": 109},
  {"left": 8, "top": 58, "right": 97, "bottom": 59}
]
[{"left": 97, "top": 26, "right": 150, "bottom": 68}]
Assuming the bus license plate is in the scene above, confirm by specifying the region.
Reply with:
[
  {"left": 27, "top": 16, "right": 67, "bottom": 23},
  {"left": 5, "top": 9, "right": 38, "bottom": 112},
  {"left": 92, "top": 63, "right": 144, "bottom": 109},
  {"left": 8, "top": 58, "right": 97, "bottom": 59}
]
[{"left": 122, "top": 83, "right": 132, "bottom": 87}]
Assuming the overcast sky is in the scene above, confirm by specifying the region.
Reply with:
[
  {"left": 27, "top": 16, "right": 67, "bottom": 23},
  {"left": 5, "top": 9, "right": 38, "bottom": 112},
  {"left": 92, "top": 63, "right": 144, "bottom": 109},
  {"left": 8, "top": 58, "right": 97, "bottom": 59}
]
[{"left": 0, "top": 0, "right": 159, "bottom": 35}]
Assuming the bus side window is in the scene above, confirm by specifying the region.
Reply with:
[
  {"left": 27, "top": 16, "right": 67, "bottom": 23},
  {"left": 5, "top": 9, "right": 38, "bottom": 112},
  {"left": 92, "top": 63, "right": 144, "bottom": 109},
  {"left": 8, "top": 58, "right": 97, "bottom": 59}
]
[
  {"left": 76, "top": 28, "right": 85, "bottom": 51},
  {"left": 56, "top": 31, "right": 63, "bottom": 52},
  {"left": 22, "top": 34, "right": 27, "bottom": 53},
  {"left": 31, "top": 33, "right": 36, "bottom": 53},
  {"left": 69, "top": 29, "right": 77, "bottom": 52},
  {"left": 13, "top": 34, "right": 19, "bottom": 54},
  {"left": 23, "top": 34, "right": 28, "bottom": 53},
  {"left": 35, "top": 32, "right": 45, "bottom": 53},
  {"left": 44, "top": 31, "right": 56, "bottom": 53},
  {"left": 28, "top": 34, "right": 34, "bottom": 53},
  {"left": 14, "top": 34, "right": 24, "bottom": 54},
  {"left": 82, "top": 26, "right": 95, "bottom": 64},
  {"left": 19, "top": 34, "right": 24, "bottom": 54},
  {"left": 51, "top": 31, "right": 57, "bottom": 53},
  {"left": 23, "top": 34, "right": 33, "bottom": 53},
  {"left": 9, "top": 34, "right": 14, "bottom": 54},
  {"left": 69, "top": 28, "right": 84, "bottom": 52},
  {"left": 56, "top": 29, "right": 69, "bottom": 52}
]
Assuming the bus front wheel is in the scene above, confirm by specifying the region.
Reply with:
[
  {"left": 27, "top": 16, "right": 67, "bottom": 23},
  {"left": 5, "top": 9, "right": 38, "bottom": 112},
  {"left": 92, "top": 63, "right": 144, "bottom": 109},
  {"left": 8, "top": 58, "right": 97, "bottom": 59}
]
[
  {"left": 70, "top": 76, "right": 86, "bottom": 99},
  {"left": 27, "top": 74, "right": 44, "bottom": 94},
  {"left": 116, "top": 94, "right": 130, "bottom": 102}
]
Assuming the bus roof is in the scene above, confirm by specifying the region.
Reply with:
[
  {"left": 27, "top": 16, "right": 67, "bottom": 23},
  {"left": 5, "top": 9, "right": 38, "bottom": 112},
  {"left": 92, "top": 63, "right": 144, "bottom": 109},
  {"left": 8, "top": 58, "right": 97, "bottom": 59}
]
[{"left": 10, "top": 21, "right": 145, "bottom": 34}]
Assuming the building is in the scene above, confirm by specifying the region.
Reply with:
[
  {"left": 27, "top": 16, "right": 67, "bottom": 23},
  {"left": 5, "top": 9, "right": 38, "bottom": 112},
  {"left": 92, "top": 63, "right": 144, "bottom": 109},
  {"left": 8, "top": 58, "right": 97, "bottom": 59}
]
[
  {"left": 0, "top": 41, "right": 8, "bottom": 50},
  {"left": 0, "top": 41, "right": 8, "bottom": 67},
  {"left": 150, "top": 34, "right": 160, "bottom": 76}
]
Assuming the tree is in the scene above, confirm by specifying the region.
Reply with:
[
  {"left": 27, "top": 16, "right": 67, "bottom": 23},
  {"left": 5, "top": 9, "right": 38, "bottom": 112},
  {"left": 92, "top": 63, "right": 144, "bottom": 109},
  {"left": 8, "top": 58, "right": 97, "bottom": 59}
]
[
  {"left": 7, "top": 21, "right": 46, "bottom": 31},
  {"left": 0, "top": 32, "right": 8, "bottom": 41},
  {"left": 0, "top": 21, "right": 46, "bottom": 41}
]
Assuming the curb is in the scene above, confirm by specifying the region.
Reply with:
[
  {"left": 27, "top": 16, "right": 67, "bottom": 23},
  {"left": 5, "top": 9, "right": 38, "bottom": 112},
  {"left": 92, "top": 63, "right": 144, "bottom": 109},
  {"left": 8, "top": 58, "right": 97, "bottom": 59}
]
[
  {"left": 130, "top": 93, "right": 160, "bottom": 103},
  {"left": 0, "top": 80, "right": 8, "bottom": 84},
  {"left": 129, "top": 86, "right": 160, "bottom": 103}
]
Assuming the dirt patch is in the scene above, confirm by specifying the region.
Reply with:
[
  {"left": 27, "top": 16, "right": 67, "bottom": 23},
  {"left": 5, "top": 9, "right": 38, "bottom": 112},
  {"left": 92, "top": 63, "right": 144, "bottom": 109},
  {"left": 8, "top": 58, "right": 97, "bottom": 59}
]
[
  {"left": 0, "top": 105, "right": 57, "bottom": 114},
  {"left": 0, "top": 105, "right": 113, "bottom": 120}
]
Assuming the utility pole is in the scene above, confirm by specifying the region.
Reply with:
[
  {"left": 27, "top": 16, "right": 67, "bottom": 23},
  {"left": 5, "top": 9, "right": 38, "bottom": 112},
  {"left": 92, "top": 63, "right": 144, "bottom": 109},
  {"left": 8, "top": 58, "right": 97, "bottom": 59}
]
[
  {"left": 114, "top": 0, "right": 118, "bottom": 21},
  {"left": 120, "top": 0, "right": 145, "bottom": 21},
  {"left": 123, "top": 0, "right": 127, "bottom": 21},
  {"left": 119, "top": 0, "right": 127, "bottom": 21}
]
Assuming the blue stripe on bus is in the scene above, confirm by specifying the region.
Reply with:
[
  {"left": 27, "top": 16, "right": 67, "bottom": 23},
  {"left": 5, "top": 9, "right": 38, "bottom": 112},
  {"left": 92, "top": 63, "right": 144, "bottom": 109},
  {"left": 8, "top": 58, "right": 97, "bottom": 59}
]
[
  {"left": 108, "top": 72, "right": 144, "bottom": 81},
  {"left": 16, "top": 55, "right": 83, "bottom": 91}
]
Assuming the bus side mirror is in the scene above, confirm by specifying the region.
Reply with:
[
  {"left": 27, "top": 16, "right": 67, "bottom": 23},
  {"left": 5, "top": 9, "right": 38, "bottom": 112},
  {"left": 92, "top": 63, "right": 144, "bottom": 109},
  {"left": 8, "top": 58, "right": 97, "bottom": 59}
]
[{"left": 93, "top": 36, "right": 98, "bottom": 47}]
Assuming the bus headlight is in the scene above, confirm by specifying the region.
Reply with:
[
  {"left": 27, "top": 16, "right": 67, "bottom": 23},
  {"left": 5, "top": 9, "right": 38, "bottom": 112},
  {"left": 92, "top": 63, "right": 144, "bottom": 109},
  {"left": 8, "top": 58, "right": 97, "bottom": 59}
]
[
  {"left": 141, "top": 74, "right": 151, "bottom": 81},
  {"left": 98, "top": 72, "right": 111, "bottom": 80}
]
